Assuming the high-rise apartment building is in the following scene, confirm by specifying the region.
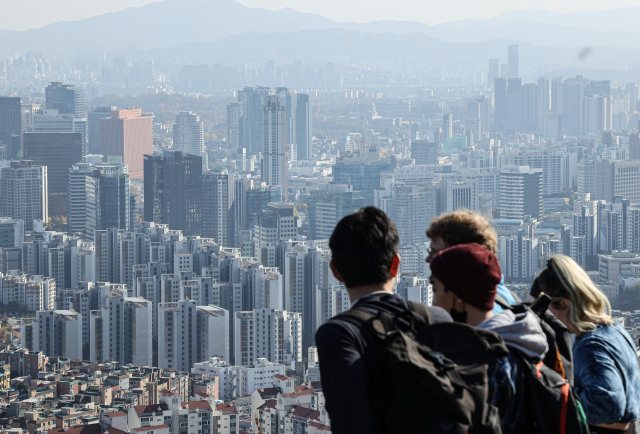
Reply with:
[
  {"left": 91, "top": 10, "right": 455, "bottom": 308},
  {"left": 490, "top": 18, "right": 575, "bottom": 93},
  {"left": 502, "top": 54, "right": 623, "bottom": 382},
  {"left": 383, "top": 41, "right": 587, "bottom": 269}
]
[
  {"left": 233, "top": 308, "right": 301, "bottom": 366},
  {"left": 100, "top": 109, "right": 152, "bottom": 178},
  {"left": 262, "top": 96, "right": 288, "bottom": 201},
  {"left": 32, "top": 310, "right": 82, "bottom": 360},
  {"left": 0, "top": 97, "right": 21, "bottom": 159},
  {"left": 0, "top": 218, "right": 24, "bottom": 248},
  {"left": 499, "top": 166, "right": 543, "bottom": 219},
  {"left": 158, "top": 300, "right": 230, "bottom": 372},
  {"left": 508, "top": 44, "right": 519, "bottom": 78},
  {"left": 173, "top": 111, "right": 207, "bottom": 169},
  {"left": 22, "top": 132, "right": 83, "bottom": 217},
  {"left": 393, "top": 184, "right": 437, "bottom": 245},
  {"left": 0, "top": 161, "right": 48, "bottom": 225},
  {"left": 92, "top": 291, "right": 152, "bottom": 366},
  {"left": 144, "top": 150, "right": 203, "bottom": 236},
  {"left": 87, "top": 106, "right": 115, "bottom": 155}
]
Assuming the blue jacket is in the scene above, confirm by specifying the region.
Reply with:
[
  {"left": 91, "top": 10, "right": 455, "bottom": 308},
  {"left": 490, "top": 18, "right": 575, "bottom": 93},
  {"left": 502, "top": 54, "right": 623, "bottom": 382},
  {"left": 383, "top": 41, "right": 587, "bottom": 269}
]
[
  {"left": 492, "top": 276, "right": 517, "bottom": 315},
  {"left": 573, "top": 323, "right": 640, "bottom": 425}
]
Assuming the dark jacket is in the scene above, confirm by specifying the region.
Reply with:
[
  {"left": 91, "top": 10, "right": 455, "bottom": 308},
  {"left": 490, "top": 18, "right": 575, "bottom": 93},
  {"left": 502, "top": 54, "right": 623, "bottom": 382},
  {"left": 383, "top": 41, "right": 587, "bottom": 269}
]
[
  {"left": 573, "top": 323, "right": 640, "bottom": 425},
  {"left": 315, "top": 292, "right": 452, "bottom": 434}
]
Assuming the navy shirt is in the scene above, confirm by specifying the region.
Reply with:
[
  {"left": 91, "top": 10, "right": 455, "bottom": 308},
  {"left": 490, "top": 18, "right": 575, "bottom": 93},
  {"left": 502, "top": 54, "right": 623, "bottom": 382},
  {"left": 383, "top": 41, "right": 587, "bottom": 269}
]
[
  {"left": 315, "top": 293, "right": 452, "bottom": 434},
  {"left": 573, "top": 323, "right": 640, "bottom": 425}
]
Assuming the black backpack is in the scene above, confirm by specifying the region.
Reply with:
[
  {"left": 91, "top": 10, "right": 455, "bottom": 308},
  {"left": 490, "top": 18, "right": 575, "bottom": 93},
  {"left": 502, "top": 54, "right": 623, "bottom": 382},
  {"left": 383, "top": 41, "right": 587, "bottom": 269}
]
[
  {"left": 492, "top": 297, "right": 588, "bottom": 434},
  {"left": 495, "top": 293, "right": 574, "bottom": 383},
  {"left": 335, "top": 301, "right": 509, "bottom": 434},
  {"left": 509, "top": 347, "right": 589, "bottom": 434}
]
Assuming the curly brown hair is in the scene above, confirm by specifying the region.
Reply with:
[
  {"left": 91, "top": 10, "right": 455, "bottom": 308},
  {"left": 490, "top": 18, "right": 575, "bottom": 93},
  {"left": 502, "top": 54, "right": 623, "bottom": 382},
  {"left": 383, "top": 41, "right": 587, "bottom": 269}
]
[{"left": 426, "top": 210, "right": 498, "bottom": 254}]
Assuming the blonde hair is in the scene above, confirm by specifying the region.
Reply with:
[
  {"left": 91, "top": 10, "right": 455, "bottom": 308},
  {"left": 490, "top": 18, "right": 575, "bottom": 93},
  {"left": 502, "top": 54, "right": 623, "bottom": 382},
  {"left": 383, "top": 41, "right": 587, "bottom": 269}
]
[
  {"left": 534, "top": 254, "right": 613, "bottom": 332},
  {"left": 426, "top": 210, "right": 498, "bottom": 254}
]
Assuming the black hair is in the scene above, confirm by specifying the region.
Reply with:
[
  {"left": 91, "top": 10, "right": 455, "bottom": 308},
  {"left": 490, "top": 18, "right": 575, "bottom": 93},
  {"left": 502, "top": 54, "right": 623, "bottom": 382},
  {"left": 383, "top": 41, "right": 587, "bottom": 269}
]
[{"left": 329, "top": 207, "right": 399, "bottom": 289}]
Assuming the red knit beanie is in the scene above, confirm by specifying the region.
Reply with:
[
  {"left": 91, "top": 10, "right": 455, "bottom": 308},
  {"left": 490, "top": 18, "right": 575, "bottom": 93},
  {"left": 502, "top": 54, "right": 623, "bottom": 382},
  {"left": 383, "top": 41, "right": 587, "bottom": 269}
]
[{"left": 429, "top": 243, "right": 502, "bottom": 311}]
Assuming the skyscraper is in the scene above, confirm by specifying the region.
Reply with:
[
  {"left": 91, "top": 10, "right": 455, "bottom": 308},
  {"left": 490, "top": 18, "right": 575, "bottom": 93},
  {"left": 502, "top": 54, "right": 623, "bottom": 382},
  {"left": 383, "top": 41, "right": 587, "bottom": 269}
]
[
  {"left": 202, "top": 172, "right": 235, "bottom": 247},
  {"left": 494, "top": 78, "right": 508, "bottom": 134},
  {"left": 45, "top": 82, "right": 84, "bottom": 118},
  {"left": 508, "top": 44, "right": 519, "bottom": 78},
  {"left": 536, "top": 78, "right": 551, "bottom": 136},
  {"left": 262, "top": 95, "right": 288, "bottom": 202},
  {"left": 296, "top": 94, "right": 312, "bottom": 161},
  {"left": 100, "top": 109, "right": 153, "bottom": 178},
  {"left": 173, "top": 111, "right": 207, "bottom": 170},
  {"left": 22, "top": 132, "right": 83, "bottom": 217},
  {"left": 466, "top": 100, "right": 481, "bottom": 145},
  {"left": 144, "top": 150, "right": 203, "bottom": 236},
  {"left": 506, "top": 78, "right": 523, "bottom": 136},
  {"left": 0, "top": 161, "right": 48, "bottom": 225},
  {"left": 227, "top": 103, "right": 243, "bottom": 150},
  {"left": 0, "top": 97, "right": 21, "bottom": 159},
  {"left": 442, "top": 113, "right": 453, "bottom": 139},
  {"left": 522, "top": 83, "right": 537, "bottom": 133},
  {"left": 87, "top": 106, "right": 115, "bottom": 155},
  {"left": 238, "top": 86, "right": 273, "bottom": 154}
]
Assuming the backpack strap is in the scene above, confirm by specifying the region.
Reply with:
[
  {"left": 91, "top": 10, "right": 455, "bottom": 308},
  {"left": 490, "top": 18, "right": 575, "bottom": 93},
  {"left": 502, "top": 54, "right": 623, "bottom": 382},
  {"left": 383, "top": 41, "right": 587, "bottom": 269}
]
[
  {"left": 494, "top": 290, "right": 522, "bottom": 310},
  {"left": 494, "top": 293, "right": 512, "bottom": 310}
]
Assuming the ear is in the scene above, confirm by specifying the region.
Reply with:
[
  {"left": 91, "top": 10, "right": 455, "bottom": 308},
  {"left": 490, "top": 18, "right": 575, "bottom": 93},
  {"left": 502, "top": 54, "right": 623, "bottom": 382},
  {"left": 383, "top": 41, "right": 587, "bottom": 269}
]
[
  {"left": 389, "top": 253, "right": 401, "bottom": 278},
  {"left": 330, "top": 260, "right": 344, "bottom": 283},
  {"left": 559, "top": 298, "right": 571, "bottom": 315}
]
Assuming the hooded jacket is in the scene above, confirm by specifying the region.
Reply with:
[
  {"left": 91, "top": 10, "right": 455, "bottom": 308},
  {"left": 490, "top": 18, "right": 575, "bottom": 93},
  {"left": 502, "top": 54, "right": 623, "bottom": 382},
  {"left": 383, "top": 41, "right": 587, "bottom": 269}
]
[{"left": 479, "top": 310, "right": 549, "bottom": 434}]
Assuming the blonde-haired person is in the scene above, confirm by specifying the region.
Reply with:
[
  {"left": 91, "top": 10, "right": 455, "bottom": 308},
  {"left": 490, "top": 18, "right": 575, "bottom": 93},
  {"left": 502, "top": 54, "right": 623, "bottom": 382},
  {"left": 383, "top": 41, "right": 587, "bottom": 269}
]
[{"left": 531, "top": 255, "right": 640, "bottom": 434}]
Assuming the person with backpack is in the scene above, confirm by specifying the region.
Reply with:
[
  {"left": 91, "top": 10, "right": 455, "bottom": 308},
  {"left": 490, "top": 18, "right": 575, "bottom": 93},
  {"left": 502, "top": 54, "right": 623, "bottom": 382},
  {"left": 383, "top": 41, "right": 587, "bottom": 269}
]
[
  {"left": 426, "top": 210, "right": 518, "bottom": 314},
  {"left": 429, "top": 243, "right": 551, "bottom": 434},
  {"left": 426, "top": 210, "right": 575, "bottom": 383},
  {"left": 316, "top": 208, "right": 510, "bottom": 434},
  {"left": 531, "top": 255, "right": 640, "bottom": 434}
]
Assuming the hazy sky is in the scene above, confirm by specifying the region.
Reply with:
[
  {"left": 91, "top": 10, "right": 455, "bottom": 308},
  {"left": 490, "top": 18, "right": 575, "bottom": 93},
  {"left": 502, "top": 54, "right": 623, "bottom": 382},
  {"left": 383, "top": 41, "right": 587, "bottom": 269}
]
[{"left": 1, "top": 0, "right": 638, "bottom": 30}]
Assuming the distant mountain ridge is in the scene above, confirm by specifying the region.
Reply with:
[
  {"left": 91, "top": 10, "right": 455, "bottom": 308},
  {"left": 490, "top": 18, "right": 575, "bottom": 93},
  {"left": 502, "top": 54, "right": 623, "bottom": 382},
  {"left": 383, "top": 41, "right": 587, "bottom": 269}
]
[{"left": 1, "top": 0, "right": 640, "bottom": 58}]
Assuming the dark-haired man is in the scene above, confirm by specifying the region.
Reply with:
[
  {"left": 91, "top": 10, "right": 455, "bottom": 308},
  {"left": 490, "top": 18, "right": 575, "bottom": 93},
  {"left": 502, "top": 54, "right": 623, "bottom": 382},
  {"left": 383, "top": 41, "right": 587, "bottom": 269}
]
[{"left": 315, "top": 207, "right": 452, "bottom": 434}]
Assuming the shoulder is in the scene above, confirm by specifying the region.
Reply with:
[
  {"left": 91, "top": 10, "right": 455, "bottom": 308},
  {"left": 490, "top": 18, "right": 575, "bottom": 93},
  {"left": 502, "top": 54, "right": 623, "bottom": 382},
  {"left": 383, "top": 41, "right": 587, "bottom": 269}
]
[{"left": 427, "top": 305, "right": 453, "bottom": 323}]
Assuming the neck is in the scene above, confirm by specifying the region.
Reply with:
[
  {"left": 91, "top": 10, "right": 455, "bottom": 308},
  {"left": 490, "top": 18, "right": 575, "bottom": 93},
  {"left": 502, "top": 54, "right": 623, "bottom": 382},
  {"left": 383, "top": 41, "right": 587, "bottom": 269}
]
[
  {"left": 466, "top": 309, "right": 493, "bottom": 327},
  {"left": 346, "top": 279, "right": 395, "bottom": 304}
]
